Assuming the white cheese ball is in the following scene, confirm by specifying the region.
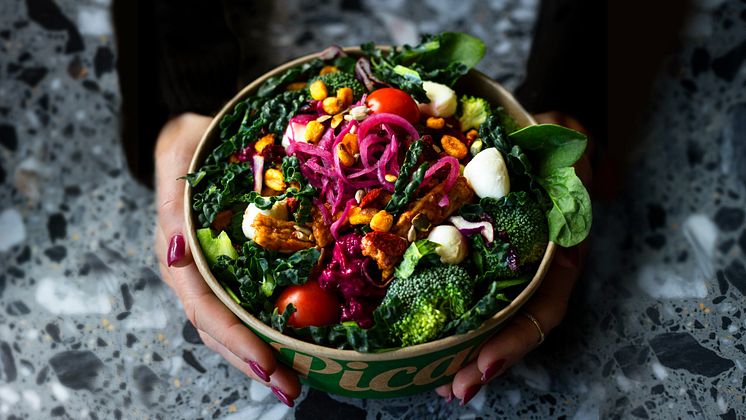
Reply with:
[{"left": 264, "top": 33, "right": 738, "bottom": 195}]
[
  {"left": 242, "top": 201, "right": 289, "bottom": 240},
  {"left": 417, "top": 81, "right": 457, "bottom": 117},
  {"left": 463, "top": 147, "right": 510, "bottom": 199},
  {"left": 427, "top": 225, "right": 468, "bottom": 265}
]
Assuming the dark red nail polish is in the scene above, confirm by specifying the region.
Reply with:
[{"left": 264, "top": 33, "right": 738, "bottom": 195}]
[
  {"left": 481, "top": 359, "right": 507, "bottom": 383},
  {"left": 248, "top": 360, "right": 270, "bottom": 382},
  {"left": 271, "top": 386, "right": 294, "bottom": 408},
  {"left": 460, "top": 384, "right": 481, "bottom": 406},
  {"left": 167, "top": 234, "right": 185, "bottom": 267}
]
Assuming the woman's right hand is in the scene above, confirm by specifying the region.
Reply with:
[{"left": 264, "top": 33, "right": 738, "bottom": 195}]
[{"left": 154, "top": 113, "right": 300, "bottom": 407}]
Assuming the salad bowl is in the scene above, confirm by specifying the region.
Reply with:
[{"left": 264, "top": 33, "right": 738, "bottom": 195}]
[{"left": 185, "top": 46, "right": 557, "bottom": 398}]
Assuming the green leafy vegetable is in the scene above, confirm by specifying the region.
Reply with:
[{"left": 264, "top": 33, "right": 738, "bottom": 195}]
[
  {"left": 258, "top": 59, "right": 324, "bottom": 98},
  {"left": 537, "top": 167, "right": 592, "bottom": 247},
  {"left": 259, "top": 91, "right": 307, "bottom": 138},
  {"left": 361, "top": 32, "right": 486, "bottom": 101},
  {"left": 478, "top": 115, "right": 510, "bottom": 152},
  {"left": 494, "top": 106, "right": 520, "bottom": 134},
  {"left": 411, "top": 32, "right": 486, "bottom": 73},
  {"left": 281, "top": 156, "right": 314, "bottom": 224},
  {"left": 385, "top": 162, "right": 429, "bottom": 216},
  {"left": 190, "top": 162, "right": 252, "bottom": 226},
  {"left": 395, "top": 239, "right": 440, "bottom": 279},
  {"left": 470, "top": 235, "right": 516, "bottom": 281},
  {"left": 263, "top": 247, "right": 321, "bottom": 296},
  {"left": 269, "top": 303, "right": 296, "bottom": 333},
  {"left": 196, "top": 228, "right": 238, "bottom": 267},
  {"left": 509, "top": 124, "right": 588, "bottom": 175},
  {"left": 384, "top": 140, "right": 428, "bottom": 216},
  {"left": 444, "top": 280, "right": 514, "bottom": 334}
]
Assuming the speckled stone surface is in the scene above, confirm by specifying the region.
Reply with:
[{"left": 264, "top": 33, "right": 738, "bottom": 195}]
[{"left": 0, "top": 0, "right": 744, "bottom": 419}]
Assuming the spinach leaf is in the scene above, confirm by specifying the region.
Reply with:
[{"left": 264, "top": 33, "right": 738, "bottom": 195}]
[
  {"left": 395, "top": 240, "right": 440, "bottom": 279},
  {"left": 412, "top": 32, "right": 486, "bottom": 73},
  {"left": 332, "top": 56, "right": 356, "bottom": 74},
  {"left": 509, "top": 124, "right": 588, "bottom": 175},
  {"left": 537, "top": 167, "right": 592, "bottom": 247}
]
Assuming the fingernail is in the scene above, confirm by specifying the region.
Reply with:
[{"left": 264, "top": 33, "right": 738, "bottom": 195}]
[
  {"left": 248, "top": 360, "right": 270, "bottom": 382},
  {"left": 445, "top": 390, "right": 454, "bottom": 404},
  {"left": 167, "top": 234, "right": 185, "bottom": 267},
  {"left": 460, "top": 384, "right": 481, "bottom": 406},
  {"left": 481, "top": 358, "right": 507, "bottom": 383},
  {"left": 556, "top": 246, "right": 580, "bottom": 269},
  {"left": 271, "top": 386, "right": 294, "bottom": 408}
]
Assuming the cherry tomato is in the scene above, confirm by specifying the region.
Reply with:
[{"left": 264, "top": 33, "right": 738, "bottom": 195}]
[
  {"left": 365, "top": 88, "right": 420, "bottom": 124},
  {"left": 275, "top": 280, "right": 340, "bottom": 328}
]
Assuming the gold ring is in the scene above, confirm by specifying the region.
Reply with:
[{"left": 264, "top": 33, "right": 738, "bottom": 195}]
[{"left": 521, "top": 311, "right": 545, "bottom": 344}]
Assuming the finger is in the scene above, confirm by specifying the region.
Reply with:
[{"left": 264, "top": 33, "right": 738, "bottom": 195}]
[
  {"left": 155, "top": 228, "right": 177, "bottom": 290},
  {"left": 475, "top": 249, "right": 583, "bottom": 384},
  {"left": 450, "top": 359, "right": 483, "bottom": 406},
  {"left": 434, "top": 383, "right": 453, "bottom": 402},
  {"left": 155, "top": 113, "right": 212, "bottom": 268},
  {"left": 199, "top": 331, "right": 301, "bottom": 406},
  {"left": 157, "top": 258, "right": 278, "bottom": 380}
]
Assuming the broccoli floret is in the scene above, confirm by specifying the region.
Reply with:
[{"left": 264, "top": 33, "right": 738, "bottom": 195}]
[
  {"left": 458, "top": 95, "right": 491, "bottom": 132},
  {"left": 309, "top": 72, "right": 365, "bottom": 100},
  {"left": 382, "top": 264, "right": 474, "bottom": 347},
  {"left": 483, "top": 191, "right": 548, "bottom": 265}
]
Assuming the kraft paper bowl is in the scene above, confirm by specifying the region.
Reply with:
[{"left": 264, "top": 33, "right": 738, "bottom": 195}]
[{"left": 185, "top": 47, "right": 556, "bottom": 398}]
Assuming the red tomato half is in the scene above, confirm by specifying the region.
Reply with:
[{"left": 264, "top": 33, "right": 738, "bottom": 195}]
[
  {"left": 365, "top": 88, "right": 420, "bottom": 124},
  {"left": 275, "top": 281, "right": 340, "bottom": 328}
]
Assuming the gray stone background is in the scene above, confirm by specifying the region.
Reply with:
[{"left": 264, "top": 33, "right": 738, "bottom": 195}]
[{"left": 0, "top": 0, "right": 745, "bottom": 419}]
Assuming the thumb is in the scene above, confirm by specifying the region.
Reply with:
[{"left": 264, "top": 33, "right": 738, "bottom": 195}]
[{"left": 155, "top": 113, "right": 213, "bottom": 268}]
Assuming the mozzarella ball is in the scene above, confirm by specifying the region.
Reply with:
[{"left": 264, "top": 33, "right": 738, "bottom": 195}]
[
  {"left": 427, "top": 225, "right": 468, "bottom": 265},
  {"left": 463, "top": 147, "right": 510, "bottom": 199},
  {"left": 242, "top": 201, "right": 289, "bottom": 240},
  {"left": 417, "top": 81, "right": 457, "bottom": 117}
]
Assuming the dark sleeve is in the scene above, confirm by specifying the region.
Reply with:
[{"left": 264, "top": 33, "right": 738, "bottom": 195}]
[
  {"left": 514, "top": 0, "right": 607, "bottom": 140},
  {"left": 516, "top": 0, "right": 689, "bottom": 154},
  {"left": 113, "top": 0, "right": 242, "bottom": 187}
]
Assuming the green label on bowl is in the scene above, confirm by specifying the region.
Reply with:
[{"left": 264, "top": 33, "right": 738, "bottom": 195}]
[{"left": 252, "top": 327, "right": 493, "bottom": 399}]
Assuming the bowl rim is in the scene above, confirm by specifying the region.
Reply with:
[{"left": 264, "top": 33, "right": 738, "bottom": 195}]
[{"left": 184, "top": 46, "right": 556, "bottom": 362}]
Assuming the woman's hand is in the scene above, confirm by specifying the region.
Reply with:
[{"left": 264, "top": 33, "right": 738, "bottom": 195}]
[
  {"left": 154, "top": 113, "right": 300, "bottom": 407},
  {"left": 435, "top": 112, "right": 593, "bottom": 405}
]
